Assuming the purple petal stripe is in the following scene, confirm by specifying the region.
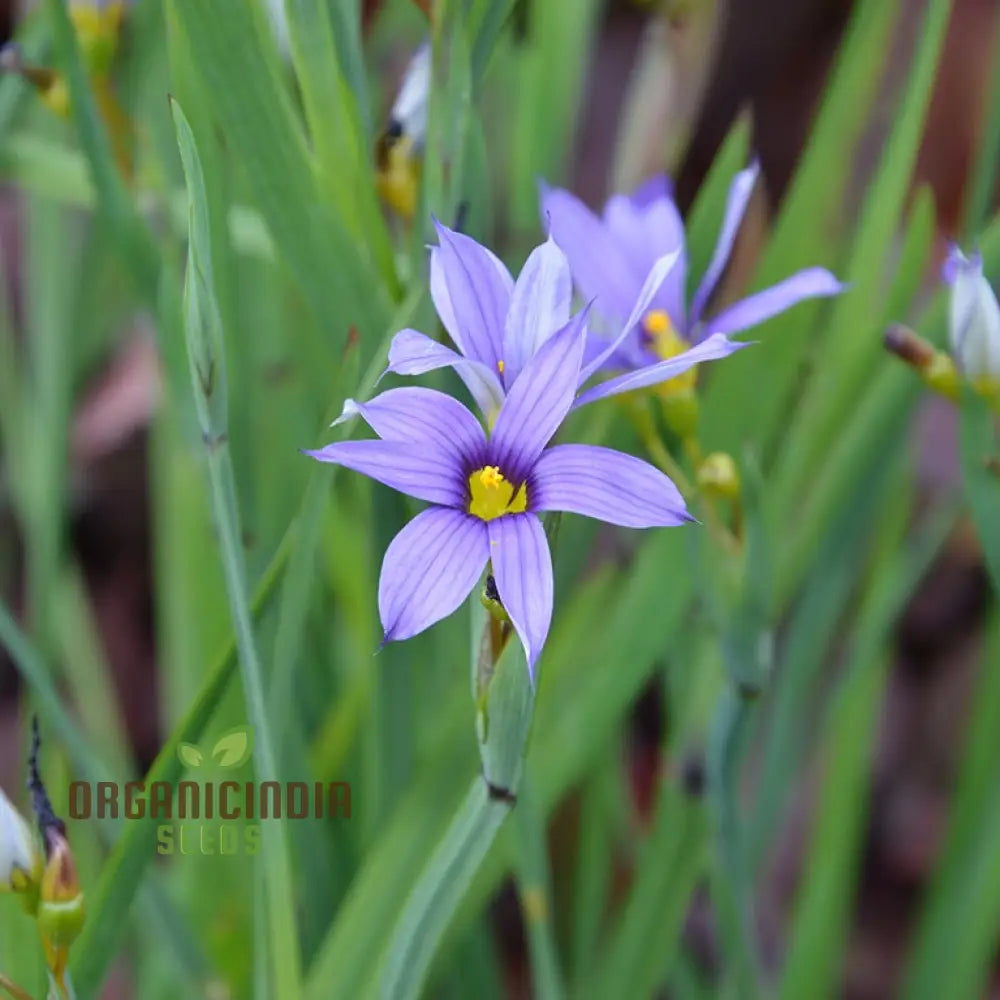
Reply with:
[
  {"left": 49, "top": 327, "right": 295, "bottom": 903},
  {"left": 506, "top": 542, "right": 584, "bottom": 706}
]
[
  {"left": 332, "top": 387, "right": 487, "bottom": 467},
  {"left": 379, "top": 508, "right": 489, "bottom": 643},
  {"left": 490, "top": 310, "right": 587, "bottom": 479},
  {"left": 383, "top": 328, "right": 506, "bottom": 418},
  {"left": 531, "top": 444, "right": 692, "bottom": 528},
  {"left": 303, "top": 439, "right": 466, "bottom": 507},
  {"left": 573, "top": 332, "right": 750, "bottom": 409},
  {"left": 704, "top": 267, "right": 844, "bottom": 337},
  {"left": 488, "top": 513, "right": 553, "bottom": 677},
  {"left": 688, "top": 162, "right": 759, "bottom": 326},
  {"left": 430, "top": 221, "right": 512, "bottom": 369}
]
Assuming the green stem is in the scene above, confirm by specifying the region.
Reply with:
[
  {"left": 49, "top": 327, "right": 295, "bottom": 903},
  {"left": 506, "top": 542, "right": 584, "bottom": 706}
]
[{"left": 513, "top": 779, "right": 565, "bottom": 1000}]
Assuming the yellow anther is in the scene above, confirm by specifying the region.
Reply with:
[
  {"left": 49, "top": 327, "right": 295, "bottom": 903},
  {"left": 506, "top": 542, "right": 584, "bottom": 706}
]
[
  {"left": 468, "top": 466, "right": 528, "bottom": 521},
  {"left": 643, "top": 309, "right": 672, "bottom": 337},
  {"left": 497, "top": 359, "right": 505, "bottom": 373},
  {"left": 479, "top": 466, "right": 504, "bottom": 489}
]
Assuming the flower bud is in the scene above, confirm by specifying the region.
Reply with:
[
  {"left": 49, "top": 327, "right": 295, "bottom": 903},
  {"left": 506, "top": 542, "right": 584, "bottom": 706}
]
[
  {"left": 943, "top": 245, "right": 1000, "bottom": 388},
  {"left": 0, "top": 789, "right": 39, "bottom": 895},
  {"left": 697, "top": 452, "right": 741, "bottom": 501}
]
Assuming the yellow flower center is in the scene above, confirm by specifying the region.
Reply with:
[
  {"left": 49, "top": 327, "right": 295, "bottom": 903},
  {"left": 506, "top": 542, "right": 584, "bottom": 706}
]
[
  {"left": 642, "top": 310, "right": 698, "bottom": 397},
  {"left": 497, "top": 359, "right": 505, "bottom": 373},
  {"left": 468, "top": 466, "right": 528, "bottom": 521}
]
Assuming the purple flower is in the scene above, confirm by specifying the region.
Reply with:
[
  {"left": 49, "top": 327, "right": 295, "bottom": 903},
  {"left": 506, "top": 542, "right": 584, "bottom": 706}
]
[
  {"left": 382, "top": 220, "right": 745, "bottom": 420},
  {"left": 307, "top": 317, "right": 691, "bottom": 675},
  {"left": 540, "top": 165, "right": 844, "bottom": 398}
]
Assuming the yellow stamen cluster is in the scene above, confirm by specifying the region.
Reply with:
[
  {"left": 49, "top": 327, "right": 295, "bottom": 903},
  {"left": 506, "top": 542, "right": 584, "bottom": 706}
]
[
  {"left": 468, "top": 466, "right": 528, "bottom": 522},
  {"left": 642, "top": 310, "right": 698, "bottom": 397},
  {"left": 497, "top": 360, "right": 505, "bottom": 373}
]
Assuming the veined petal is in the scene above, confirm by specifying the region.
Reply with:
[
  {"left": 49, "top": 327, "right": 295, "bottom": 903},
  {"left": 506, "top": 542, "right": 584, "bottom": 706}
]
[
  {"left": 490, "top": 311, "right": 587, "bottom": 479},
  {"left": 503, "top": 236, "right": 572, "bottom": 386},
  {"left": 303, "top": 439, "right": 466, "bottom": 507},
  {"left": 540, "top": 183, "right": 640, "bottom": 324},
  {"left": 332, "top": 387, "right": 487, "bottom": 467},
  {"left": 573, "top": 332, "right": 749, "bottom": 408},
  {"left": 531, "top": 444, "right": 691, "bottom": 528},
  {"left": 384, "top": 328, "right": 506, "bottom": 418},
  {"left": 688, "top": 162, "right": 759, "bottom": 326},
  {"left": 487, "top": 513, "right": 553, "bottom": 677},
  {"left": 379, "top": 507, "right": 489, "bottom": 643},
  {"left": 704, "top": 267, "right": 844, "bottom": 337},
  {"left": 578, "top": 251, "right": 681, "bottom": 385},
  {"left": 430, "top": 221, "right": 512, "bottom": 368}
]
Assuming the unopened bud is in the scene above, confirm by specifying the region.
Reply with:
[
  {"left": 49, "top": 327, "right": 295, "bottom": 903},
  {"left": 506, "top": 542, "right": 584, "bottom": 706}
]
[
  {"left": 0, "top": 790, "right": 39, "bottom": 895},
  {"left": 944, "top": 245, "right": 1000, "bottom": 388},
  {"left": 884, "top": 323, "right": 936, "bottom": 368},
  {"left": 697, "top": 452, "right": 740, "bottom": 501},
  {"left": 884, "top": 323, "right": 960, "bottom": 399}
]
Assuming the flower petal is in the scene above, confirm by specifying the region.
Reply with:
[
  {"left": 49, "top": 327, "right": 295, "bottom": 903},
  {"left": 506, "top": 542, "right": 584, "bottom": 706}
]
[
  {"left": 490, "top": 310, "right": 587, "bottom": 479},
  {"left": 540, "top": 182, "right": 641, "bottom": 325},
  {"left": 303, "top": 439, "right": 466, "bottom": 507},
  {"left": 688, "top": 163, "right": 759, "bottom": 326},
  {"left": 332, "top": 387, "right": 487, "bottom": 467},
  {"left": 704, "top": 267, "right": 844, "bottom": 337},
  {"left": 629, "top": 174, "right": 672, "bottom": 209},
  {"left": 573, "top": 332, "right": 749, "bottom": 408},
  {"left": 383, "top": 328, "right": 506, "bottom": 418},
  {"left": 430, "top": 220, "right": 512, "bottom": 368},
  {"left": 578, "top": 251, "right": 681, "bottom": 385},
  {"left": 604, "top": 189, "right": 687, "bottom": 326},
  {"left": 531, "top": 444, "right": 691, "bottom": 527},
  {"left": 379, "top": 507, "right": 489, "bottom": 643},
  {"left": 488, "top": 513, "right": 552, "bottom": 676},
  {"left": 502, "top": 236, "right": 572, "bottom": 386}
]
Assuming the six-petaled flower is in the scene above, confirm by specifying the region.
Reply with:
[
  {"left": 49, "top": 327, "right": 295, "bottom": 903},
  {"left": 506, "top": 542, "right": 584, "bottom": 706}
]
[{"left": 306, "top": 316, "right": 694, "bottom": 676}]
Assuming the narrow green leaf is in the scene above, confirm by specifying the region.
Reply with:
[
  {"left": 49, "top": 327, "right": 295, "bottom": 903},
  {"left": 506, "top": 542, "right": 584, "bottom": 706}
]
[{"left": 171, "top": 97, "right": 302, "bottom": 998}]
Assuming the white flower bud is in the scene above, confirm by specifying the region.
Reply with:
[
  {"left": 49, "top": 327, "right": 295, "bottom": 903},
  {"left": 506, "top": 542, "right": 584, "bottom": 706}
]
[
  {"left": 944, "top": 245, "right": 1000, "bottom": 382},
  {"left": 0, "top": 788, "right": 36, "bottom": 893}
]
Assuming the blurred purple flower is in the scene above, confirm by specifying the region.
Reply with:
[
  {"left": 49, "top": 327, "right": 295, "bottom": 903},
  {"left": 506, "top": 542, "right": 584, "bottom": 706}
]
[
  {"left": 383, "top": 220, "right": 745, "bottom": 419},
  {"left": 307, "top": 317, "right": 692, "bottom": 675},
  {"left": 540, "top": 164, "right": 844, "bottom": 396}
]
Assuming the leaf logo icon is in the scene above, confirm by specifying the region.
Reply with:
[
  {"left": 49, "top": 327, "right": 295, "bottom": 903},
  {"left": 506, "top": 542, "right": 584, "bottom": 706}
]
[
  {"left": 210, "top": 726, "right": 254, "bottom": 768},
  {"left": 176, "top": 726, "right": 253, "bottom": 769},
  {"left": 177, "top": 743, "right": 204, "bottom": 769}
]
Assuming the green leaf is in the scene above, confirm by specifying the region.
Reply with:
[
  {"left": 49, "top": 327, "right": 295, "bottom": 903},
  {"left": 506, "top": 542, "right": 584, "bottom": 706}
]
[
  {"left": 171, "top": 96, "right": 302, "bottom": 998},
  {"left": 165, "top": 0, "right": 390, "bottom": 354}
]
